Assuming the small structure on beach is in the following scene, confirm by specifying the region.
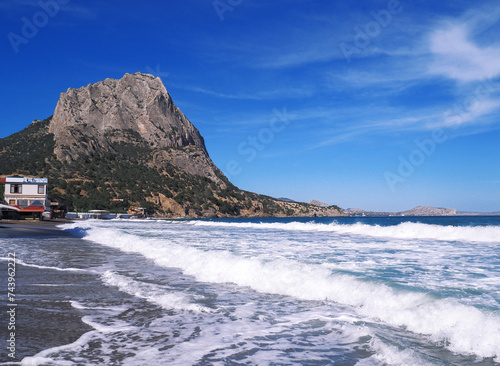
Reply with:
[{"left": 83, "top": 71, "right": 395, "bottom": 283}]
[
  {"left": 88, "top": 210, "right": 115, "bottom": 219},
  {"left": 66, "top": 210, "right": 116, "bottom": 219},
  {"left": 128, "top": 206, "right": 146, "bottom": 219},
  {"left": 0, "top": 177, "right": 50, "bottom": 219}
]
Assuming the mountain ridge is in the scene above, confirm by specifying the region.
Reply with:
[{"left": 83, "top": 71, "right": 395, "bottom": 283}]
[
  {"left": 344, "top": 205, "right": 457, "bottom": 217},
  {"left": 0, "top": 72, "right": 344, "bottom": 218}
]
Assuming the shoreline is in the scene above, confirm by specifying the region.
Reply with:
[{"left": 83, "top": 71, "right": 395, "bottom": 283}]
[
  {"left": 0, "top": 229, "right": 98, "bottom": 360},
  {"left": 0, "top": 219, "right": 73, "bottom": 238}
]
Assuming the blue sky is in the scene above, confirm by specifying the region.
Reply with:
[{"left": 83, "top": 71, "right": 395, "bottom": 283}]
[{"left": 1, "top": 0, "right": 500, "bottom": 212}]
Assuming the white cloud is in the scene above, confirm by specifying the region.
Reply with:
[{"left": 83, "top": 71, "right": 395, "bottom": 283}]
[
  {"left": 423, "top": 7, "right": 500, "bottom": 131},
  {"left": 428, "top": 22, "right": 500, "bottom": 82}
]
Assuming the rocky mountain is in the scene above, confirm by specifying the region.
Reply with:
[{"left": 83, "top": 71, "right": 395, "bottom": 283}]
[
  {"left": 50, "top": 73, "right": 225, "bottom": 187},
  {"left": 344, "top": 206, "right": 457, "bottom": 217},
  {"left": 401, "top": 206, "right": 456, "bottom": 216},
  {"left": 309, "top": 200, "right": 329, "bottom": 208},
  {"left": 0, "top": 72, "right": 344, "bottom": 218}
]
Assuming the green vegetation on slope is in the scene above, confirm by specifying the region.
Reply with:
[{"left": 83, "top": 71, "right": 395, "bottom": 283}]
[
  {"left": 0, "top": 117, "right": 55, "bottom": 176},
  {"left": 0, "top": 120, "right": 259, "bottom": 215},
  {"left": 0, "top": 119, "right": 341, "bottom": 217}
]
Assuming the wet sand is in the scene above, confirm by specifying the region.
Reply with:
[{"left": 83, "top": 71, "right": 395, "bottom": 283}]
[
  {"left": 0, "top": 219, "right": 73, "bottom": 238},
  {"left": 0, "top": 224, "right": 96, "bottom": 362}
]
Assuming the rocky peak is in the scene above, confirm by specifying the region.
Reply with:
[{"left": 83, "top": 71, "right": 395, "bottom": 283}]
[
  {"left": 401, "top": 206, "right": 457, "bottom": 216},
  {"left": 49, "top": 72, "right": 207, "bottom": 163},
  {"left": 309, "top": 199, "right": 329, "bottom": 208}
]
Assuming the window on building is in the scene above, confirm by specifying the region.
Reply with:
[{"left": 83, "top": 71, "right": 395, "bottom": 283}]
[
  {"left": 10, "top": 184, "right": 22, "bottom": 194},
  {"left": 38, "top": 185, "right": 45, "bottom": 194}
]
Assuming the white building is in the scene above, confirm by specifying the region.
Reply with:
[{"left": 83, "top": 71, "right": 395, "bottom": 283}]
[{"left": 1, "top": 177, "right": 50, "bottom": 215}]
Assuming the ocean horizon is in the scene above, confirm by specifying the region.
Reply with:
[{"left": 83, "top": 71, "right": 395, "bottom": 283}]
[{"left": 1, "top": 216, "right": 499, "bottom": 365}]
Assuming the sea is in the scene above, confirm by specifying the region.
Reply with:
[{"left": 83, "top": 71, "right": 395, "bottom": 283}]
[{"left": 1, "top": 216, "right": 500, "bottom": 366}]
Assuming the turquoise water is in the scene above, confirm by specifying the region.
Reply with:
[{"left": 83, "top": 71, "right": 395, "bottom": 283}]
[{"left": 1, "top": 216, "right": 499, "bottom": 365}]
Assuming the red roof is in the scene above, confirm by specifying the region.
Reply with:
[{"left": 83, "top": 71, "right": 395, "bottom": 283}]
[{"left": 16, "top": 206, "right": 45, "bottom": 213}]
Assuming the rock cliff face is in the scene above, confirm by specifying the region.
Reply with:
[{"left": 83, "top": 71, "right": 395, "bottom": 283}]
[
  {"left": 309, "top": 199, "right": 329, "bottom": 208},
  {"left": 49, "top": 73, "right": 225, "bottom": 186},
  {"left": 51, "top": 73, "right": 205, "bottom": 154}
]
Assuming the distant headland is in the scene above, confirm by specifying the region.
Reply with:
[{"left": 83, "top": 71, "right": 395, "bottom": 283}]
[{"left": 343, "top": 205, "right": 500, "bottom": 217}]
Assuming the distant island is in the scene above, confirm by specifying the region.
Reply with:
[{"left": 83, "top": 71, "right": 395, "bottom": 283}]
[
  {"left": 344, "top": 206, "right": 457, "bottom": 217},
  {"left": 0, "top": 73, "right": 344, "bottom": 219},
  {"left": 344, "top": 205, "right": 500, "bottom": 217}
]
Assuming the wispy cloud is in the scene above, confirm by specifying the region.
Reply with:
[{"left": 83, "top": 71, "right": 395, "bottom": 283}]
[
  {"left": 433, "top": 98, "right": 500, "bottom": 128},
  {"left": 183, "top": 86, "right": 262, "bottom": 100},
  {"left": 423, "top": 6, "right": 500, "bottom": 129},
  {"left": 256, "top": 44, "right": 344, "bottom": 69},
  {"left": 428, "top": 23, "right": 500, "bottom": 82},
  {"left": 325, "top": 5, "right": 500, "bottom": 136},
  {"left": 180, "top": 85, "right": 315, "bottom": 101},
  {"left": 191, "top": 2, "right": 500, "bottom": 148},
  {"left": 302, "top": 95, "right": 500, "bottom": 150}
]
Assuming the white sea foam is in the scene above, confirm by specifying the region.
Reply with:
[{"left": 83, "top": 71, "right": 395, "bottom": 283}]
[
  {"left": 102, "top": 271, "right": 209, "bottom": 312},
  {"left": 81, "top": 316, "right": 136, "bottom": 334},
  {"left": 61, "top": 221, "right": 500, "bottom": 361},
  {"left": 69, "top": 300, "right": 127, "bottom": 312},
  {"left": 21, "top": 331, "right": 98, "bottom": 366},
  {"left": 358, "top": 338, "right": 428, "bottom": 366},
  {"left": 0, "top": 257, "right": 91, "bottom": 273},
  {"left": 70, "top": 300, "right": 90, "bottom": 310},
  {"left": 193, "top": 220, "right": 500, "bottom": 243},
  {"left": 151, "top": 301, "right": 373, "bottom": 366}
]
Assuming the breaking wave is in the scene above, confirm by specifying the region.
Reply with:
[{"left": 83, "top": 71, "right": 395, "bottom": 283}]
[
  {"left": 102, "top": 271, "right": 209, "bottom": 312},
  {"left": 61, "top": 221, "right": 500, "bottom": 360},
  {"left": 192, "top": 220, "right": 500, "bottom": 243}
]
